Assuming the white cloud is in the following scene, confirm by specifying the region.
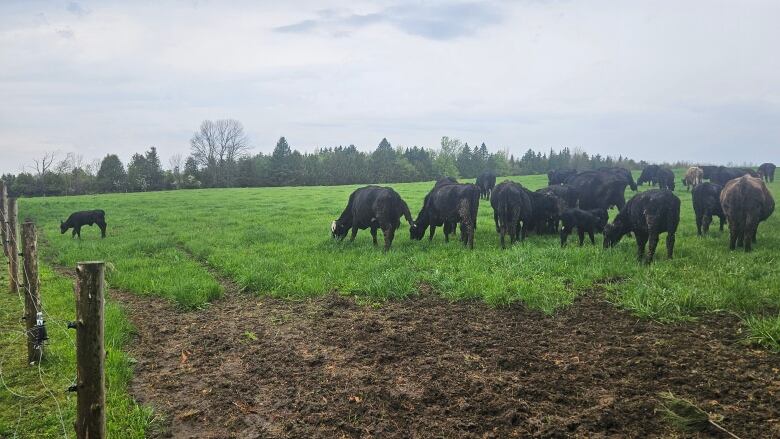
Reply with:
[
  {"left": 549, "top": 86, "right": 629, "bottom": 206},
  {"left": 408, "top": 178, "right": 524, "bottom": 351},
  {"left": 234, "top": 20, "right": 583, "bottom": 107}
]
[{"left": 0, "top": 0, "right": 779, "bottom": 173}]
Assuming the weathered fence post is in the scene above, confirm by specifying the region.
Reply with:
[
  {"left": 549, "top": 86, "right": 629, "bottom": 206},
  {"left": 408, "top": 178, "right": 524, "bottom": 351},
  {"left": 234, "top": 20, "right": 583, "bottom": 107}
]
[
  {"left": 7, "top": 198, "right": 19, "bottom": 295},
  {"left": 0, "top": 180, "right": 7, "bottom": 258},
  {"left": 74, "top": 261, "right": 106, "bottom": 439},
  {"left": 21, "top": 221, "right": 43, "bottom": 364}
]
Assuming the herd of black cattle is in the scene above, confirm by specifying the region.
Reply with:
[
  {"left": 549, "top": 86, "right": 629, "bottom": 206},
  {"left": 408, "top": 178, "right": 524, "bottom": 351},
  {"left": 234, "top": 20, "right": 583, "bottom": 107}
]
[{"left": 331, "top": 163, "right": 776, "bottom": 263}]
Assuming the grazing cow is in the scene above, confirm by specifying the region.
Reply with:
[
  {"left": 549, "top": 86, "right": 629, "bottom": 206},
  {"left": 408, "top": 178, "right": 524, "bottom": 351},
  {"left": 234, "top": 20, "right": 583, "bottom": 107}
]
[
  {"left": 559, "top": 208, "right": 608, "bottom": 247},
  {"left": 682, "top": 166, "right": 703, "bottom": 191},
  {"left": 758, "top": 163, "right": 776, "bottom": 183},
  {"left": 476, "top": 171, "right": 497, "bottom": 200},
  {"left": 655, "top": 168, "right": 676, "bottom": 191},
  {"left": 719, "top": 175, "right": 775, "bottom": 252},
  {"left": 547, "top": 169, "right": 577, "bottom": 186},
  {"left": 331, "top": 186, "right": 415, "bottom": 251},
  {"left": 637, "top": 165, "right": 660, "bottom": 186},
  {"left": 603, "top": 190, "right": 680, "bottom": 264},
  {"left": 566, "top": 170, "right": 630, "bottom": 210},
  {"left": 599, "top": 167, "right": 638, "bottom": 191},
  {"left": 432, "top": 177, "right": 460, "bottom": 235},
  {"left": 692, "top": 182, "right": 726, "bottom": 236},
  {"left": 411, "top": 183, "right": 480, "bottom": 249},
  {"left": 700, "top": 165, "right": 719, "bottom": 181},
  {"left": 61, "top": 210, "right": 107, "bottom": 239},
  {"left": 491, "top": 180, "right": 533, "bottom": 248}
]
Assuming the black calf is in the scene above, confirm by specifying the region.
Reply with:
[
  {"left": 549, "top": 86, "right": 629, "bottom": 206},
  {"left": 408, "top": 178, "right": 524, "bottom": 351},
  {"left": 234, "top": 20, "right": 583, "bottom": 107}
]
[
  {"left": 560, "top": 208, "right": 608, "bottom": 247},
  {"left": 60, "top": 210, "right": 107, "bottom": 239}
]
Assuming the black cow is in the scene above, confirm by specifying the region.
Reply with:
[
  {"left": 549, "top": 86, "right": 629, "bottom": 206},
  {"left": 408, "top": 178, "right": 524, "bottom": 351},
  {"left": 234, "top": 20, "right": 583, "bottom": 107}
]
[
  {"left": 692, "top": 182, "right": 725, "bottom": 236},
  {"left": 411, "top": 183, "right": 480, "bottom": 249},
  {"left": 60, "top": 210, "right": 107, "bottom": 239},
  {"left": 436, "top": 176, "right": 459, "bottom": 187},
  {"left": 559, "top": 208, "right": 608, "bottom": 247},
  {"left": 655, "top": 168, "right": 676, "bottom": 191},
  {"left": 432, "top": 177, "right": 460, "bottom": 236},
  {"left": 711, "top": 166, "right": 758, "bottom": 186},
  {"left": 476, "top": 171, "right": 497, "bottom": 200},
  {"left": 603, "top": 190, "right": 680, "bottom": 264},
  {"left": 547, "top": 169, "right": 577, "bottom": 186},
  {"left": 637, "top": 165, "right": 660, "bottom": 186},
  {"left": 491, "top": 180, "right": 533, "bottom": 248},
  {"left": 700, "top": 165, "right": 719, "bottom": 180},
  {"left": 720, "top": 175, "right": 775, "bottom": 252},
  {"left": 758, "top": 163, "right": 776, "bottom": 183},
  {"left": 537, "top": 184, "right": 578, "bottom": 209},
  {"left": 599, "top": 167, "right": 637, "bottom": 191},
  {"left": 332, "top": 186, "right": 414, "bottom": 251},
  {"left": 565, "top": 170, "right": 629, "bottom": 210},
  {"left": 522, "top": 188, "right": 565, "bottom": 234}
]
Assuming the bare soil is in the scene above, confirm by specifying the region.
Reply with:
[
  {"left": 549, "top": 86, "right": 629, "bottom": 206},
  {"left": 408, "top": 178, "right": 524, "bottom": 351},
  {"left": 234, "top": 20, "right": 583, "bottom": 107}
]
[{"left": 113, "top": 283, "right": 780, "bottom": 439}]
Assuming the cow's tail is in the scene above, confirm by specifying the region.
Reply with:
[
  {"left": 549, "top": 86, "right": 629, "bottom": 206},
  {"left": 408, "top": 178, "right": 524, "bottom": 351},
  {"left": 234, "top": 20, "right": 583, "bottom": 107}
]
[{"left": 399, "top": 199, "right": 415, "bottom": 226}]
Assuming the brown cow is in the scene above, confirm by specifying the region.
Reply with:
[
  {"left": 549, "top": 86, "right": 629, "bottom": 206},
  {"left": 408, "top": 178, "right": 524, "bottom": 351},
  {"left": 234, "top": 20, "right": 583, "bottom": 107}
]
[
  {"left": 719, "top": 176, "right": 775, "bottom": 251},
  {"left": 682, "top": 166, "right": 703, "bottom": 191}
]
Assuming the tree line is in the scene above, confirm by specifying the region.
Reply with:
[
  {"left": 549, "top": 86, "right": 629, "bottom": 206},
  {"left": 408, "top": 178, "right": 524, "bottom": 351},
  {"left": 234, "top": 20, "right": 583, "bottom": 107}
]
[{"left": 1, "top": 119, "right": 644, "bottom": 197}]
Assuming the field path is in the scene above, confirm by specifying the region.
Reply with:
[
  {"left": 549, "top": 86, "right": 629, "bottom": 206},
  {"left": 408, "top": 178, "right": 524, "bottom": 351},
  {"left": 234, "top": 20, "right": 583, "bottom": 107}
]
[{"left": 112, "top": 281, "right": 780, "bottom": 438}]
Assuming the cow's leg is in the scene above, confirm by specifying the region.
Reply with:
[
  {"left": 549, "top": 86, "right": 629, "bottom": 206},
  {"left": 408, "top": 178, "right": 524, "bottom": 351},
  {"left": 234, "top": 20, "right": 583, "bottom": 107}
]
[
  {"left": 467, "top": 220, "right": 475, "bottom": 249},
  {"left": 635, "top": 231, "right": 648, "bottom": 262},
  {"left": 75, "top": 226, "right": 82, "bottom": 239},
  {"left": 72, "top": 228, "right": 77, "bottom": 238},
  {"left": 428, "top": 225, "right": 436, "bottom": 241},
  {"left": 349, "top": 226, "right": 358, "bottom": 242},
  {"left": 646, "top": 231, "right": 659, "bottom": 264},
  {"left": 719, "top": 215, "right": 725, "bottom": 232},
  {"left": 588, "top": 228, "right": 595, "bottom": 245},
  {"left": 499, "top": 223, "right": 506, "bottom": 249},
  {"left": 695, "top": 212, "right": 704, "bottom": 235},
  {"left": 493, "top": 210, "right": 500, "bottom": 233},
  {"left": 98, "top": 221, "right": 107, "bottom": 238},
  {"left": 370, "top": 227, "right": 378, "bottom": 246},
  {"left": 666, "top": 231, "right": 675, "bottom": 259},
  {"left": 728, "top": 221, "right": 738, "bottom": 250},
  {"left": 382, "top": 226, "right": 395, "bottom": 252},
  {"left": 560, "top": 226, "right": 570, "bottom": 247},
  {"left": 577, "top": 227, "right": 585, "bottom": 246},
  {"left": 736, "top": 224, "right": 744, "bottom": 248}
]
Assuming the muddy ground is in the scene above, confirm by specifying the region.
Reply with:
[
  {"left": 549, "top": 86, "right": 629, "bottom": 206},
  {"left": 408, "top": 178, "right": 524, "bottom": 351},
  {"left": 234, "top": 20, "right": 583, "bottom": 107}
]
[{"left": 114, "top": 281, "right": 780, "bottom": 439}]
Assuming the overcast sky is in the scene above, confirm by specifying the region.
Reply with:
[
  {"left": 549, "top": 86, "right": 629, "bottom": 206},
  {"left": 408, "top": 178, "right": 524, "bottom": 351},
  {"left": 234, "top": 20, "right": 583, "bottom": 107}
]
[{"left": 1, "top": 0, "right": 779, "bottom": 174}]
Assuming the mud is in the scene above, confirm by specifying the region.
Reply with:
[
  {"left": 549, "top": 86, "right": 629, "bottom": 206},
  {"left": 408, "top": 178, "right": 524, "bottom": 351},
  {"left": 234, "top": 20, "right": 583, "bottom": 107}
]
[{"left": 114, "top": 284, "right": 780, "bottom": 439}]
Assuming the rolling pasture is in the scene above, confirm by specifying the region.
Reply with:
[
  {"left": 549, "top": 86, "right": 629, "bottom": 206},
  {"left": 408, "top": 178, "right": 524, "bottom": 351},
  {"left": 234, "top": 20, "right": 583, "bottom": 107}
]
[{"left": 1, "top": 169, "right": 779, "bottom": 437}]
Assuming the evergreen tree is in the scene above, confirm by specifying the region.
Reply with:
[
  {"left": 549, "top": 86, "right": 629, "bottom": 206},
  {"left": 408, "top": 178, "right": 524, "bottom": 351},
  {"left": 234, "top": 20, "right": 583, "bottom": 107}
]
[{"left": 96, "top": 154, "right": 127, "bottom": 192}]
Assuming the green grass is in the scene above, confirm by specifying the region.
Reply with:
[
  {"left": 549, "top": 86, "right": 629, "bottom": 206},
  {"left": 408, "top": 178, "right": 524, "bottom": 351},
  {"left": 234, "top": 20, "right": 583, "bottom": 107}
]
[
  {"left": 19, "top": 172, "right": 780, "bottom": 320},
  {"left": 2, "top": 170, "right": 779, "bottom": 437},
  {"left": 0, "top": 265, "right": 154, "bottom": 438}
]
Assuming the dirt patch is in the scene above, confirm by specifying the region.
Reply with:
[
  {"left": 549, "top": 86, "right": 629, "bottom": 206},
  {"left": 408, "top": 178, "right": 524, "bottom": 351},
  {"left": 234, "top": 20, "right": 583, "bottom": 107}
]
[{"left": 116, "top": 288, "right": 780, "bottom": 439}]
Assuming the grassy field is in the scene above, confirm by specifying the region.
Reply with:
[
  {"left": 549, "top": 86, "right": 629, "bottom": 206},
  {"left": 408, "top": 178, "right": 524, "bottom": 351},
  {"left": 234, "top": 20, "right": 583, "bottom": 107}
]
[
  {"left": 19, "top": 171, "right": 780, "bottom": 322},
  {"left": 1, "top": 170, "right": 779, "bottom": 436}
]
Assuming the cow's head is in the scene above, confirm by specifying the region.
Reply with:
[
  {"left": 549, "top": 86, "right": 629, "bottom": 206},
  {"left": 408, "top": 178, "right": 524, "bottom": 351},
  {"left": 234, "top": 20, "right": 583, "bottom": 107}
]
[
  {"left": 331, "top": 220, "right": 348, "bottom": 240},
  {"left": 602, "top": 222, "right": 624, "bottom": 248},
  {"left": 409, "top": 214, "right": 427, "bottom": 240},
  {"left": 60, "top": 221, "right": 67, "bottom": 234}
]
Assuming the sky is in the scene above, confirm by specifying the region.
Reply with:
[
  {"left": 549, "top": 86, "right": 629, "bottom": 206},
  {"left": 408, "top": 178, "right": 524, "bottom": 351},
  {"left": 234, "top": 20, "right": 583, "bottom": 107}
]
[{"left": 1, "top": 0, "right": 779, "bottom": 174}]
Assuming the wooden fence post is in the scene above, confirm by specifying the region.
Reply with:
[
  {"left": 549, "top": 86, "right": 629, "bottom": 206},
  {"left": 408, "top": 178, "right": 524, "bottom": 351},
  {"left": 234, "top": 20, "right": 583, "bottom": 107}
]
[
  {"left": 21, "top": 221, "right": 43, "bottom": 364},
  {"left": 1, "top": 180, "right": 7, "bottom": 258},
  {"left": 7, "top": 198, "right": 19, "bottom": 295},
  {"left": 74, "top": 261, "right": 106, "bottom": 439}
]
